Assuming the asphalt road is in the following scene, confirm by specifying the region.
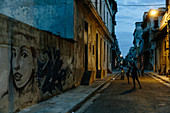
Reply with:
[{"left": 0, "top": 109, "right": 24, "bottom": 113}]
[{"left": 76, "top": 73, "right": 170, "bottom": 113}]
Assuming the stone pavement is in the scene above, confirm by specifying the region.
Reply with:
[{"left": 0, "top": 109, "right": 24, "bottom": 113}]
[
  {"left": 146, "top": 71, "right": 170, "bottom": 87},
  {"left": 19, "top": 72, "right": 120, "bottom": 113}
]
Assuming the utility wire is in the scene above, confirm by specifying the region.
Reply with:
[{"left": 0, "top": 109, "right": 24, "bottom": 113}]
[
  {"left": 118, "top": 4, "right": 165, "bottom": 6},
  {"left": 90, "top": 1, "right": 165, "bottom": 6}
]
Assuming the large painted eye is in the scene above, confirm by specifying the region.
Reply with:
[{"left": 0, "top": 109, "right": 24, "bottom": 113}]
[{"left": 21, "top": 52, "right": 28, "bottom": 58}]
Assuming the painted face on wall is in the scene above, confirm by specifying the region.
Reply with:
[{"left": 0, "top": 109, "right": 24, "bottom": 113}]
[{"left": 12, "top": 34, "right": 34, "bottom": 88}]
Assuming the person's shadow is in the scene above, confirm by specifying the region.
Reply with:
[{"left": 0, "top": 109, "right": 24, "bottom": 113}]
[{"left": 120, "top": 88, "right": 136, "bottom": 95}]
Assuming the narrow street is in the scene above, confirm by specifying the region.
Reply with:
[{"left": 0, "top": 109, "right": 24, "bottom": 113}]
[
  {"left": 76, "top": 73, "right": 170, "bottom": 113},
  {"left": 1, "top": 1, "right": 170, "bottom": 113}
]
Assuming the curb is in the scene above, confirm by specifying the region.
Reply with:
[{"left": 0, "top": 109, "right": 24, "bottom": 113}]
[
  {"left": 146, "top": 72, "right": 170, "bottom": 87},
  {"left": 152, "top": 75, "right": 170, "bottom": 84},
  {"left": 68, "top": 72, "right": 119, "bottom": 113}
]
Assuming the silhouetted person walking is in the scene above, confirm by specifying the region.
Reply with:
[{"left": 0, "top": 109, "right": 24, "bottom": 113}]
[
  {"left": 126, "top": 67, "right": 131, "bottom": 84},
  {"left": 131, "top": 62, "right": 142, "bottom": 89},
  {"left": 120, "top": 65, "right": 124, "bottom": 80}
]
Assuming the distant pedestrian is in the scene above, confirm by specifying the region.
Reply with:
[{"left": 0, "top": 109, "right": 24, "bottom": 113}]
[
  {"left": 141, "top": 67, "right": 144, "bottom": 77},
  {"left": 126, "top": 67, "right": 131, "bottom": 84},
  {"left": 120, "top": 65, "right": 124, "bottom": 80},
  {"left": 131, "top": 62, "right": 142, "bottom": 89},
  {"left": 121, "top": 69, "right": 124, "bottom": 80}
]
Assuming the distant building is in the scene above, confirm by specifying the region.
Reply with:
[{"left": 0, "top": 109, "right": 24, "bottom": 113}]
[
  {"left": 112, "top": 38, "right": 121, "bottom": 69},
  {"left": 133, "top": 22, "right": 143, "bottom": 69},
  {"left": 125, "top": 46, "right": 136, "bottom": 66},
  {"left": 142, "top": 8, "right": 165, "bottom": 71}
]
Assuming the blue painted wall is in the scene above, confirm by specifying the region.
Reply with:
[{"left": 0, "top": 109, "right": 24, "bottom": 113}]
[{"left": 0, "top": 0, "right": 74, "bottom": 39}]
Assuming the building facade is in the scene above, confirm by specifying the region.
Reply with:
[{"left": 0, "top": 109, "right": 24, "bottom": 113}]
[
  {"left": 153, "top": 2, "right": 170, "bottom": 74},
  {"left": 142, "top": 8, "right": 165, "bottom": 71},
  {"left": 74, "top": 0, "right": 118, "bottom": 85},
  {"left": 0, "top": 0, "right": 118, "bottom": 112},
  {"left": 133, "top": 22, "right": 143, "bottom": 69}
]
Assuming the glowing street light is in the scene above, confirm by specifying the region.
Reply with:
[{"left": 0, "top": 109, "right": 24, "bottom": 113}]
[{"left": 150, "top": 9, "right": 158, "bottom": 16}]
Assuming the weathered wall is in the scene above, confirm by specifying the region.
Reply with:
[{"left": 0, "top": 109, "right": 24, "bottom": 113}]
[
  {"left": 0, "top": 13, "right": 74, "bottom": 113},
  {"left": 73, "top": 1, "right": 84, "bottom": 86},
  {"left": 0, "top": 0, "right": 74, "bottom": 39},
  {"left": 74, "top": 1, "right": 111, "bottom": 82}
]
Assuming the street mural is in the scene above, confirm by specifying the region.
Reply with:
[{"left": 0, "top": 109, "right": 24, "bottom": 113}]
[
  {"left": 0, "top": 13, "right": 74, "bottom": 112},
  {"left": 0, "top": 33, "right": 40, "bottom": 112},
  {"left": 11, "top": 33, "right": 40, "bottom": 111},
  {"left": 0, "top": 33, "right": 74, "bottom": 112},
  {"left": 37, "top": 47, "right": 74, "bottom": 95}
]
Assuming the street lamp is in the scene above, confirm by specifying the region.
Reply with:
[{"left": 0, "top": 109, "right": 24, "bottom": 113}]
[{"left": 149, "top": 9, "right": 158, "bottom": 16}]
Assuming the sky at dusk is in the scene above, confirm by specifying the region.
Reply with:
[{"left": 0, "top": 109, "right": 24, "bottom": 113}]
[{"left": 115, "top": 0, "right": 166, "bottom": 58}]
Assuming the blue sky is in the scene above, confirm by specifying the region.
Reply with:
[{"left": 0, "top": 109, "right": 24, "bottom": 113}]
[{"left": 115, "top": 0, "right": 165, "bottom": 57}]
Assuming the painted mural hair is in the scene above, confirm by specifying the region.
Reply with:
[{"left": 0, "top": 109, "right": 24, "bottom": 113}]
[
  {"left": 12, "top": 31, "right": 35, "bottom": 40},
  {"left": 11, "top": 32, "right": 37, "bottom": 57}
]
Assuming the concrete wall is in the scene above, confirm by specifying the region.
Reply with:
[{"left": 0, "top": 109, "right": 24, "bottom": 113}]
[
  {"left": 73, "top": 1, "right": 85, "bottom": 86},
  {"left": 0, "top": 0, "right": 74, "bottom": 39},
  {"left": 0, "top": 13, "right": 75, "bottom": 113}
]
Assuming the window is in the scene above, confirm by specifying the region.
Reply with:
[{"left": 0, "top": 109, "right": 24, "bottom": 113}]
[
  {"left": 154, "top": 20, "right": 158, "bottom": 28},
  {"left": 110, "top": 47, "right": 112, "bottom": 61},
  {"left": 95, "top": 33, "right": 98, "bottom": 56},
  {"left": 103, "top": 4, "right": 105, "bottom": 22},
  {"left": 85, "top": 21, "right": 88, "bottom": 32},
  {"left": 104, "top": 42, "right": 105, "bottom": 62},
  {"left": 100, "top": 0, "right": 102, "bottom": 15},
  {"left": 93, "top": 45, "right": 95, "bottom": 55},
  {"left": 164, "top": 41, "right": 166, "bottom": 51},
  {"left": 95, "top": 0, "right": 98, "bottom": 10},
  {"left": 107, "top": 12, "right": 108, "bottom": 26}
]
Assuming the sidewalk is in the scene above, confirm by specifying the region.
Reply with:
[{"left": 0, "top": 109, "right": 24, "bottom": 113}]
[
  {"left": 146, "top": 71, "right": 170, "bottom": 87},
  {"left": 19, "top": 72, "right": 119, "bottom": 113}
]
